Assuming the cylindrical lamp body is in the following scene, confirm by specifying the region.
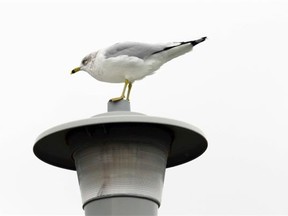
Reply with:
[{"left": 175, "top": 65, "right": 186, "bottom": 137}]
[
  {"left": 84, "top": 196, "right": 158, "bottom": 216},
  {"left": 69, "top": 124, "right": 172, "bottom": 214}
]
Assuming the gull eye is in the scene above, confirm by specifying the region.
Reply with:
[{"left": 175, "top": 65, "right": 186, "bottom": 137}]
[{"left": 82, "top": 59, "right": 88, "bottom": 65}]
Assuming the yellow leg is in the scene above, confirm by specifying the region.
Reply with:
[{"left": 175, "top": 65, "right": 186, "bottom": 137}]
[
  {"left": 126, "top": 82, "right": 132, "bottom": 101},
  {"left": 110, "top": 79, "right": 130, "bottom": 102}
]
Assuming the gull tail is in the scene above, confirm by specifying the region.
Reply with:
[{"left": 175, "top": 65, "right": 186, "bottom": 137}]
[
  {"left": 189, "top": 37, "right": 207, "bottom": 46},
  {"left": 151, "top": 37, "right": 207, "bottom": 63}
]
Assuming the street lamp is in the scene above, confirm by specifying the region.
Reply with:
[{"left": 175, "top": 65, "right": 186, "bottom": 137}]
[{"left": 34, "top": 100, "right": 207, "bottom": 215}]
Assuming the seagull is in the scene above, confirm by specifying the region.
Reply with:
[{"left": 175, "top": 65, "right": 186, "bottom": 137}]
[{"left": 71, "top": 37, "right": 207, "bottom": 101}]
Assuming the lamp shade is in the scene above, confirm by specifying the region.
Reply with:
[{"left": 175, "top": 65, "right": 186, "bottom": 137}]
[{"left": 68, "top": 124, "right": 172, "bottom": 207}]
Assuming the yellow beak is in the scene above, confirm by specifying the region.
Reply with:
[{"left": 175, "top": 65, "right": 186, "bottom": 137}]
[{"left": 71, "top": 67, "right": 81, "bottom": 74}]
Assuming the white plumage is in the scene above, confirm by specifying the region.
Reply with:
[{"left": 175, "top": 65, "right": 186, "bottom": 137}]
[{"left": 72, "top": 37, "right": 206, "bottom": 101}]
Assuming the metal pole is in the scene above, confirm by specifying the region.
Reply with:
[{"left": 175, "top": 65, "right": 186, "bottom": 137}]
[{"left": 84, "top": 197, "right": 157, "bottom": 216}]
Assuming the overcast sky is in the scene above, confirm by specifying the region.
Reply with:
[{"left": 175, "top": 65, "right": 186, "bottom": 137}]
[{"left": 1, "top": 0, "right": 288, "bottom": 215}]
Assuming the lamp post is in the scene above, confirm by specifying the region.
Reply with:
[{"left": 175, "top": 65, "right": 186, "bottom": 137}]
[{"left": 34, "top": 100, "right": 207, "bottom": 215}]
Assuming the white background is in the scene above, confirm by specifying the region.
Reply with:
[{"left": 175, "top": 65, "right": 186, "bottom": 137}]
[{"left": 1, "top": 0, "right": 288, "bottom": 215}]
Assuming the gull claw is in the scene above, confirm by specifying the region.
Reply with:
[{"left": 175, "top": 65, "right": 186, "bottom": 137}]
[
  {"left": 109, "top": 79, "right": 132, "bottom": 102},
  {"left": 110, "top": 96, "right": 125, "bottom": 102}
]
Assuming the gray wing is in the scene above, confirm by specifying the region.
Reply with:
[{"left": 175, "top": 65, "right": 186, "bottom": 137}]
[{"left": 104, "top": 42, "right": 167, "bottom": 60}]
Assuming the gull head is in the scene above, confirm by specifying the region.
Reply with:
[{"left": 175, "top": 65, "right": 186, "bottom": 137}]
[{"left": 71, "top": 52, "right": 96, "bottom": 74}]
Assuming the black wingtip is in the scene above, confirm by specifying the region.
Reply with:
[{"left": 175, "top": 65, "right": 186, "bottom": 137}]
[{"left": 191, "top": 37, "right": 207, "bottom": 46}]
